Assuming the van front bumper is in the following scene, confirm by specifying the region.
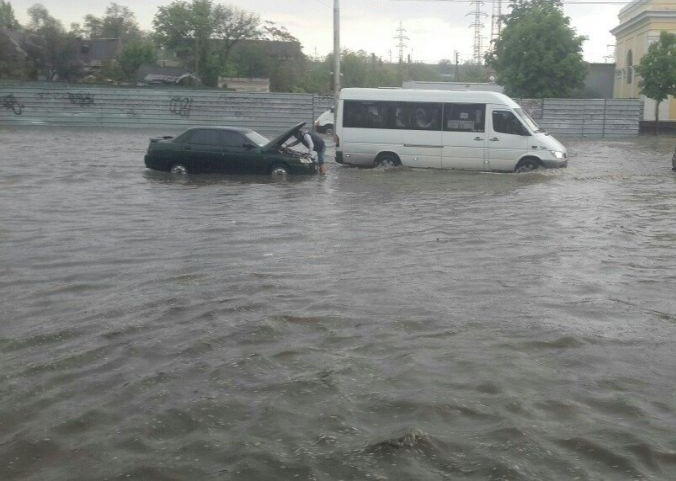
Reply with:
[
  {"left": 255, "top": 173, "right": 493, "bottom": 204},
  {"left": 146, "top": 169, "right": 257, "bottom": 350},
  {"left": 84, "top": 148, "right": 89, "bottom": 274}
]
[{"left": 541, "top": 158, "right": 568, "bottom": 169}]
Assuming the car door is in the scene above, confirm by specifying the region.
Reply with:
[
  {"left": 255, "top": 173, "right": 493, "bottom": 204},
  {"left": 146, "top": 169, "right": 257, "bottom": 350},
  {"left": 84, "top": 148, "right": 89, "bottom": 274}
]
[
  {"left": 441, "top": 103, "right": 488, "bottom": 171},
  {"left": 183, "top": 129, "right": 224, "bottom": 173},
  {"left": 486, "top": 108, "right": 530, "bottom": 171},
  {"left": 218, "top": 131, "right": 265, "bottom": 174}
]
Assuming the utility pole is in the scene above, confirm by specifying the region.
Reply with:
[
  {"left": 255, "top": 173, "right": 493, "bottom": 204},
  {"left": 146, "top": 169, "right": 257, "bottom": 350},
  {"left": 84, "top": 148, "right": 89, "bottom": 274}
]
[
  {"left": 333, "top": 0, "right": 341, "bottom": 111},
  {"left": 454, "top": 50, "right": 460, "bottom": 81}
]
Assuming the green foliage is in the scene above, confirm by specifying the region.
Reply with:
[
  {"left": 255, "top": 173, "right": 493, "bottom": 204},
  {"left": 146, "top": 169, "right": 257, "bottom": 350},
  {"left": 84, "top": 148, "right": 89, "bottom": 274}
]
[
  {"left": 635, "top": 31, "right": 676, "bottom": 107},
  {"left": 0, "top": 0, "right": 19, "bottom": 29},
  {"left": 81, "top": 3, "right": 141, "bottom": 42},
  {"left": 153, "top": 0, "right": 260, "bottom": 86},
  {"left": 486, "top": 0, "right": 586, "bottom": 98},
  {"left": 24, "top": 4, "right": 81, "bottom": 81},
  {"left": 310, "top": 50, "right": 442, "bottom": 93},
  {"left": 118, "top": 39, "right": 156, "bottom": 80}
]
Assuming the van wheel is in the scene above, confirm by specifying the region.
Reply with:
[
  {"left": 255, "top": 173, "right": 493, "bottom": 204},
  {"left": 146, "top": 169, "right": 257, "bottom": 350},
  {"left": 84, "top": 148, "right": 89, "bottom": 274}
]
[
  {"left": 376, "top": 153, "right": 399, "bottom": 168},
  {"left": 515, "top": 158, "right": 540, "bottom": 173}
]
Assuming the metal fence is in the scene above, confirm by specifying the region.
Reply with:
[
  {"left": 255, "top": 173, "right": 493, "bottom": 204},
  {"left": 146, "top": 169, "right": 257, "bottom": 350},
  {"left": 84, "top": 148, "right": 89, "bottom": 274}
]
[
  {"left": 1, "top": 83, "right": 641, "bottom": 137},
  {"left": 517, "top": 98, "right": 643, "bottom": 137},
  {"left": 0, "top": 83, "right": 334, "bottom": 135}
]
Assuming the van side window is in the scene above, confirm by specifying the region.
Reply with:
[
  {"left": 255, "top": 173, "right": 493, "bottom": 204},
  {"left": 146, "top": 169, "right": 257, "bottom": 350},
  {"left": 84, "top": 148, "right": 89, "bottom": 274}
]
[
  {"left": 392, "top": 102, "right": 441, "bottom": 131},
  {"left": 444, "top": 104, "right": 485, "bottom": 132},
  {"left": 492, "top": 110, "right": 527, "bottom": 135},
  {"left": 344, "top": 100, "right": 388, "bottom": 128}
]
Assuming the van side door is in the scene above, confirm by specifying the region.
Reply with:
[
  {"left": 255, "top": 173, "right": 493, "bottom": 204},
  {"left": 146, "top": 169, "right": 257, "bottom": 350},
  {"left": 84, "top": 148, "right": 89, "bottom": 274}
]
[
  {"left": 441, "top": 103, "right": 487, "bottom": 170},
  {"left": 486, "top": 107, "right": 530, "bottom": 171},
  {"left": 395, "top": 102, "right": 443, "bottom": 169}
]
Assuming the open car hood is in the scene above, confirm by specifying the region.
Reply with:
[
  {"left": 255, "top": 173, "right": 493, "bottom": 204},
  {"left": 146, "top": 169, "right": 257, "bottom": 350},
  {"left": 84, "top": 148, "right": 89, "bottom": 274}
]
[{"left": 262, "top": 122, "right": 305, "bottom": 151}]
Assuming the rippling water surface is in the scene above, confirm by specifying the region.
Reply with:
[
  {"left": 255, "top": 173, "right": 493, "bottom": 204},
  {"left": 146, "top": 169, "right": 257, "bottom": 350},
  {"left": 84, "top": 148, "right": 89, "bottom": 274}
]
[{"left": 1, "top": 127, "right": 676, "bottom": 480}]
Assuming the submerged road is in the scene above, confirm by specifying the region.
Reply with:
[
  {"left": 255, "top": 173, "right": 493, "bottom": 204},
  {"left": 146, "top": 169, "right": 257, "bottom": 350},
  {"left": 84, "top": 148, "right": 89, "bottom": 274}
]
[{"left": 1, "top": 127, "right": 676, "bottom": 480}]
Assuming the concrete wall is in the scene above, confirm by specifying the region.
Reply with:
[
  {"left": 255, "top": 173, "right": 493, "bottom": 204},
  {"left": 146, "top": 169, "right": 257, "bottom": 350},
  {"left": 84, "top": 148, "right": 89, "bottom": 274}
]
[
  {"left": 0, "top": 83, "right": 334, "bottom": 136},
  {"left": 1, "top": 83, "right": 641, "bottom": 137}
]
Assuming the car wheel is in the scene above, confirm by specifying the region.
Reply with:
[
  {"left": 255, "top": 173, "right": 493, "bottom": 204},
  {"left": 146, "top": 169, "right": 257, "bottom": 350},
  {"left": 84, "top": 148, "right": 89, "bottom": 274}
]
[
  {"left": 270, "top": 164, "right": 289, "bottom": 177},
  {"left": 515, "top": 157, "right": 540, "bottom": 173},
  {"left": 375, "top": 153, "right": 399, "bottom": 168},
  {"left": 170, "top": 163, "right": 188, "bottom": 175}
]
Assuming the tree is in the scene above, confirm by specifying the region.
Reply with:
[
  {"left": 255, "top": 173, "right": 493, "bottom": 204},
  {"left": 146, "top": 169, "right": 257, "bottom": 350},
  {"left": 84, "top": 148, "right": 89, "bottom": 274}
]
[
  {"left": 153, "top": 0, "right": 260, "bottom": 86},
  {"left": 635, "top": 31, "right": 676, "bottom": 132},
  {"left": 117, "top": 39, "right": 156, "bottom": 80},
  {"left": 210, "top": 4, "right": 259, "bottom": 85},
  {"left": 81, "top": 3, "right": 141, "bottom": 42},
  {"left": 262, "top": 21, "right": 298, "bottom": 43},
  {"left": 485, "top": 0, "right": 586, "bottom": 98},
  {"left": 25, "top": 4, "right": 80, "bottom": 80},
  {"left": 0, "top": 0, "right": 20, "bottom": 29}
]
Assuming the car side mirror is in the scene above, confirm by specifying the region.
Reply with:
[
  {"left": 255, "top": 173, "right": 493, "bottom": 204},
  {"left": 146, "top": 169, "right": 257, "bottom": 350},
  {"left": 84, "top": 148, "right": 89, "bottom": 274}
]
[{"left": 243, "top": 143, "right": 256, "bottom": 150}]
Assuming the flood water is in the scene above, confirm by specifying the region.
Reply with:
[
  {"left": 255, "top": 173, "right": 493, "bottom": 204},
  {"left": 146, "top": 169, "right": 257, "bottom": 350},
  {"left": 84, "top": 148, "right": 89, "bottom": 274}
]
[{"left": 1, "top": 127, "right": 676, "bottom": 481}]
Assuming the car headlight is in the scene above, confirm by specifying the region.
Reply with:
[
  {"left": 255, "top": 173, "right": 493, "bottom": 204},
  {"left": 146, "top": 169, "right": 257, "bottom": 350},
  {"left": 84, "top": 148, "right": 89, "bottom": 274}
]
[
  {"left": 550, "top": 150, "right": 565, "bottom": 159},
  {"left": 299, "top": 157, "right": 313, "bottom": 164}
]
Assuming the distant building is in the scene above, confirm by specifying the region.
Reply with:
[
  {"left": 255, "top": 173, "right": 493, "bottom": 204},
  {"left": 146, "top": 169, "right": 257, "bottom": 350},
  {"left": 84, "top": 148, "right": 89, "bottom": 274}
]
[
  {"left": 611, "top": 0, "right": 676, "bottom": 120},
  {"left": 402, "top": 81, "right": 504, "bottom": 92},
  {"left": 135, "top": 65, "right": 201, "bottom": 86},
  {"left": 75, "top": 38, "right": 122, "bottom": 74},
  {"left": 218, "top": 77, "right": 270, "bottom": 92}
]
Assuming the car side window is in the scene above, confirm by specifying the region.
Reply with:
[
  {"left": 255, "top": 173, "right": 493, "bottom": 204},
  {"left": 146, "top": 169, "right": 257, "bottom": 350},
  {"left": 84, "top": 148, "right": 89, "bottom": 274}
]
[
  {"left": 188, "top": 129, "right": 220, "bottom": 145},
  {"left": 220, "top": 131, "right": 246, "bottom": 147},
  {"left": 492, "top": 110, "right": 528, "bottom": 135}
]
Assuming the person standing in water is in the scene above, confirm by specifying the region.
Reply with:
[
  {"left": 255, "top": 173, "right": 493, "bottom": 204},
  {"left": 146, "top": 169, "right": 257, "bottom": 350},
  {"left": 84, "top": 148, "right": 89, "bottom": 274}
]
[{"left": 289, "top": 128, "right": 327, "bottom": 174}]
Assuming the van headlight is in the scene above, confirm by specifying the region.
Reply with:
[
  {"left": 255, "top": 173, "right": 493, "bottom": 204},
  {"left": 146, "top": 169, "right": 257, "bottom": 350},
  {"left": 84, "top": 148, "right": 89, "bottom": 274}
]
[{"left": 551, "top": 150, "right": 565, "bottom": 159}]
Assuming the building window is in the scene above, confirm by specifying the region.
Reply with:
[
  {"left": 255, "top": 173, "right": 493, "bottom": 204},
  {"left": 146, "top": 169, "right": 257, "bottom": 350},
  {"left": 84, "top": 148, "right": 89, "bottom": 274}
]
[{"left": 626, "top": 50, "right": 633, "bottom": 84}]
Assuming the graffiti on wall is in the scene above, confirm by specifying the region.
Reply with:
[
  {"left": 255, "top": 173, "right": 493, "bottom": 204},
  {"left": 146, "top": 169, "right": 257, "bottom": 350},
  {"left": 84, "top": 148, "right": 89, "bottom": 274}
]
[
  {"left": 35, "top": 92, "right": 96, "bottom": 105},
  {"left": 2, "top": 94, "right": 24, "bottom": 115},
  {"left": 170, "top": 97, "right": 193, "bottom": 117},
  {"left": 67, "top": 92, "right": 95, "bottom": 106}
]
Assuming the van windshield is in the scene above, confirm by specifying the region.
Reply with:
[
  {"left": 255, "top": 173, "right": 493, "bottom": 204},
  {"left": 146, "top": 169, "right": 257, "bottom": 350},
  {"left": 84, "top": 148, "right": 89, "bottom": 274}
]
[{"left": 514, "top": 108, "right": 544, "bottom": 133}]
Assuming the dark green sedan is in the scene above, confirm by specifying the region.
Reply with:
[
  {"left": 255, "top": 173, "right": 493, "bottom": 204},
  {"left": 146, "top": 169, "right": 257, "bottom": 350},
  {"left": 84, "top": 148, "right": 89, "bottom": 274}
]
[{"left": 144, "top": 122, "right": 317, "bottom": 176}]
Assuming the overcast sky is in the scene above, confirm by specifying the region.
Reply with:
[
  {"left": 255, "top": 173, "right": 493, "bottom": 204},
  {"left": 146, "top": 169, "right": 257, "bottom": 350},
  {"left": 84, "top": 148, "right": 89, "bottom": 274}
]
[{"left": 10, "top": 0, "right": 628, "bottom": 64}]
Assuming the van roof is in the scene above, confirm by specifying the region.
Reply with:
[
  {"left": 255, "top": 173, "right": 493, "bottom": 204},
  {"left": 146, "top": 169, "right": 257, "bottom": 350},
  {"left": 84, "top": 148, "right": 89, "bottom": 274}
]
[{"left": 339, "top": 87, "right": 519, "bottom": 107}]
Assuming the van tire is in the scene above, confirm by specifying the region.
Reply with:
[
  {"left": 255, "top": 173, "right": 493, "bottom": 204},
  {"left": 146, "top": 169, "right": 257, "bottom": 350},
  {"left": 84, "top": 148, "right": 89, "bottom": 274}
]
[
  {"left": 375, "top": 153, "right": 400, "bottom": 168},
  {"left": 515, "top": 157, "right": 540, "bottom": 173}
]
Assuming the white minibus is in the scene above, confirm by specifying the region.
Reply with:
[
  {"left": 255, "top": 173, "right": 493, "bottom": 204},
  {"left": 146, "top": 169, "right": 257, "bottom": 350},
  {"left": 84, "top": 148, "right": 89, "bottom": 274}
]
[{"left": 334, "top": 88, "right": 568, "bottom": 173}]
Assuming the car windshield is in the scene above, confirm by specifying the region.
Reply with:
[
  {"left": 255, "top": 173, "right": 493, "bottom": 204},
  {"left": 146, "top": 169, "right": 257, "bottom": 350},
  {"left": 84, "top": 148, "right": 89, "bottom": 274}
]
[
  {"left": 514, "top": 108, "right": 544, "bottom": 133},
  {"left": 245, "top": 131, "right": 269, "bottom": 147}
]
